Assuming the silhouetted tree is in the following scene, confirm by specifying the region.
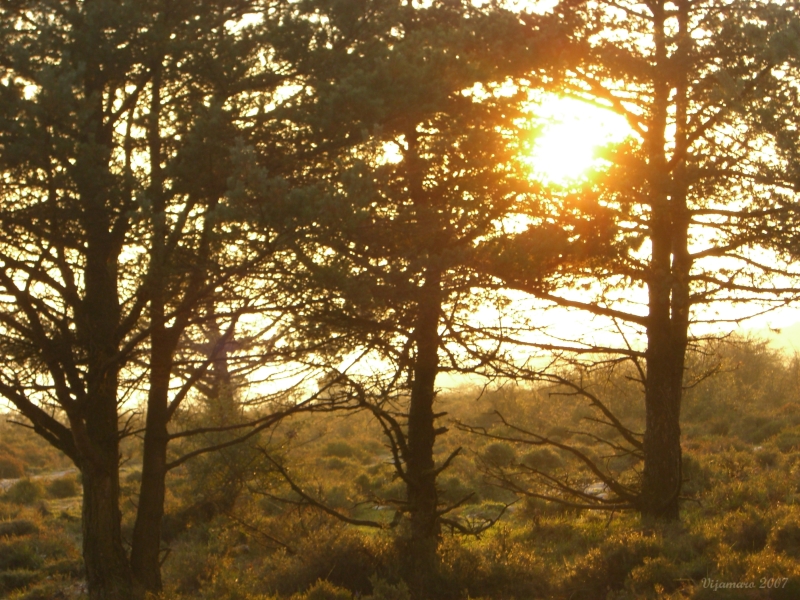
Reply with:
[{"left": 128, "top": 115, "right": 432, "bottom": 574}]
[{"left": 485, "top": 0, "right": 800, "bottom": 520}]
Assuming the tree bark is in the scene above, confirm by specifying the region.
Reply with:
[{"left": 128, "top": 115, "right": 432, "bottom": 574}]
[
  {"left": 639, "top": 0, "right": 691, "bottom": 521},
  {"left": 130, "top": 62, "right": 171, "bottom": 591},
  {"left": 81, "top": 456, "right": 138, "bottom": 600},
  {"left": 130, "top": 354, "right": 171, "bottom": 591},
  {"left": 402, "top": 266, "right": 443, "bottom": 584}
]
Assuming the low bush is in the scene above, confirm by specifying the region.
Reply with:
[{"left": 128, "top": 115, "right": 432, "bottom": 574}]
[
  {"left": 365, "top": 576, "right": 410, "bottom": 600},
  {"left": 0, "top": 570, "right": 40, "bottom": 595},
  {"left": 720, "top": 510, "right": 770, "bottom": 553},
  {"left": 771, "top": 520, "right": 800, "bottom": 558},
  {"left": 773, "top": 428, "right": 800, "bottom": 453},
  {"left": 0, "top": 520, "right": 39, "bottom": 538},
  {"left": 481, "top": 443, "right": 516, "bottom": 468},
  {"left": 521, "top": 448, "right": 564, "bottom": 472},
  {"left": 0, "top": 454, "right": 25, "bottom": 479},
  {"left": 46, "top": 476, "right": 78, "bottom": 499},
  {"left": 324, "top": 442, "right": 355, "bottom": 459},
  {"left": 2, "top": 480, "right": 43, "bottom": 506},
  {"left": 292, "top": 580, "right": 352, "bottom": 600},
  {"left": 568, "top": 531, "right": 661, "bottom": 599},
  {"left": 0, "top": 539, "right": 44, "bottom": 571}
]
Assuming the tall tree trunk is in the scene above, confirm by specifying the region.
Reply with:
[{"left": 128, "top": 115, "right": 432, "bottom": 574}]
[
  {"left": 75, "top": 47, "right": 139, "bottom": 593},
  {"left": 78, "top": 213, "right": 139, "bottom": 599},
  {"left": 641, "top": 175, "right": 684, "bottom": 520},
  {"left": 80, "top": 452, "right": 137, "bottom": 600},
  {"left": 639, "top": 0, "right": 691, "bottom": 521},
  {"left": 403, "top": 267, "right": 443, "bottom": 580},
  {"left": 130, "top": 353, "right": 171, "bottom": 591},
  {"left": 130, "top": 62, "right": 171, "bottom": 592},
  {"left": 640, "top": 332, "right": 684, "bottom": 519}
]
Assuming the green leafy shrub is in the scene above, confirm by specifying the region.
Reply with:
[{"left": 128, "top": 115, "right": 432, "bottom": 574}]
[
  {"left": 755, "top": 447, "right": 781, "bottom": 468},
  {"left": 293, "top": 579, "right": 352, "bottom": 600},
  {"left": 439, "top": 476, "right": 477, "bottom": 506},
  {"left": 521, "top": 448, "right": 564, "bottom": 472},
  {"left": 625, "top": 556, "right": 681, "bottom": 596},
  {"left": 0, "top": 520, "right": 38, "bottom": 538},
  {"left": 720, "top": 510, "right": 769, "bottom": 553},
  {"left": 0, "top": 454, "right": 25, "bottom": 479},
  {"left": 771, "top": 520, "right": 800, "bottom": 558},
  {"left": 437, "top": 531, "right": 551, "bottom": 600},
  {"left": 324, "top": 442, "right": 355, "bottom": 459},
  {"left": 773, "top": 428, "right": 800, "bottom": 453},
  {"left": 0, "top": 539, "right": 44, "bottom": 571},
  {"left": 325, "top": 458, "right": 348, "bottom": 471},
  {"left": 481, "top": 442, "right": 516, "bottom": 468},
  {"left": 2, "top": 480, "right": 43, "bottom": 506},
  {"left": 0, "top": 570, "right": 40, "bottom": 595},
  {"left": 43, "top": 558, "right": 84, "bottom": 577},
  {"left": 365, "top": 576, "right": 410, "bottom": 600},
  {"left": 325, "top": 486, "right": 351, "bottom": 509},
  {"left": 568, "top": 532, "right": 660, "bottom": 599},
  {"left": 742, "top": 418, "right": 783, "bottom": 444},
  {"left": 46, "top": 476, "right": 78, "bottom": 499},
  {"left": 263, "top": 526, "right": 388, "bottom": 597}
]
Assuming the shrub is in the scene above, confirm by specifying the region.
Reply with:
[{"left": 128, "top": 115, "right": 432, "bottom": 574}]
[
  {"left": 439, "top": 476, "right": 477, "bottom": 506},
  {"left": 545, "top": 426, "right": 572, "bottom": 441},
  {"left": 46, "top": 476, "right": 78, "bottom": 499},
  {"left": 774, "top": 428, "right": 800, "bottom": 453},
  {"left": 568, "top": 531, "right": 660, "bottom": 599},
  {"left": 365, "top": 576, "right": 410, "bottom": 600},
  {"left": 324, "top": 442, "right": 355, "bottom": 459},
  {"left": 0, "top": 520, "right": 39, "bottom": 538},
  {"left": 682, "top": 454, "right": 714, "bottom": 496},
  {"left": 771, "top": 521, "right": 800, "bottom": 558},
  {"left": 3, "top": 480, "right": 43, "bottom": 506},
  {"left": 43, "top": 557, "right": 84, "bottom": 577},
  {"left": 720, "top": 510, "right": 769, "bottom": 553},
  {"left": 481, "top": 442, "right": 516, "bottom": 468},
  {"left": 0, "top": 454, "right": 25, "bottom": 479},
  {"left": 437, "top": 531, "right": 551, "bottom": 600},
  {"left": 0, "top": 570, "right": 40, "bottom": 595},
  {"left": 755, "top": 447, "right": 781, "bottom": 468},
  {"left": 293, "top": 580, "right": 353, "bottom": 600},
  {"left": 325, "top": 486, "right": 351, "bottom": 509},
  {"left": 521, "top": 448, "right": 564, "bottom": 472},
  {"left": 0, "top": 539, "right": 44, "bottom": 571},
  {"left": 325, "top": 458, "right": 348, "bottom": 471},
  {"left": 626, "top": 556, "right": 681, "bottom": 596}
]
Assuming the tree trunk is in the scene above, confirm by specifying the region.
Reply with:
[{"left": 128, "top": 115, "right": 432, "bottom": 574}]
[
  {"left": 640, "top": 340, "right": 684, "bottom": 520},
  {"left": 403, "top": 267, "right": 443, "bottom": 580},
  {"left": 129, "top": 60, "right": 171, "bottom": 592},
  {"left": 130, "top": 356, "right": 171, "bottom": 591},
  {"left": 639, "top": 0, "right": 691, "bottom": 521},
  {"left": 641, "top": 183, "right": 684, "bottom": 520},
  {"left": 81, "top": 459, "right": 139, "bottom": 600},
  {"left": 76, "top": 109, "right": 141, "bottom": 599},
  {"left": 78, "top": 225, "right": 140, "bottom": 598}
]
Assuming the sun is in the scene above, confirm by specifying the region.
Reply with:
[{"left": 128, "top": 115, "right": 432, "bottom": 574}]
[{"left": 526, "top": 96, "right": 632, "bottom": 184}]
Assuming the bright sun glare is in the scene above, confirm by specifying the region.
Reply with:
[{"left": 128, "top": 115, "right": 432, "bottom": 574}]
[{"left": 527, "top": 96, "right": 632, "bottom": 184}]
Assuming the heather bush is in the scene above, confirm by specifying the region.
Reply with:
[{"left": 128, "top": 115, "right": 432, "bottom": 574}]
[
  {"left": 567, "top": 531, "right": 661, "bottom": 599},
  {"left": 292, "top": 580, "right": 352, "bottom": 600},
  {"left": 46, "top": 475, "right": 78, "bottom": 499},
  {"left": 0, "top": 454, "right": 25, "bottom": 479},
  {"left": 0, "top": 520, "right": 38, "bottom": 538},
  {"left": 2, "top": 480, "right": 43, "bottom": 506},
  {"left": 0, "top": 570, "right": 39, "bottom": 596}
]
